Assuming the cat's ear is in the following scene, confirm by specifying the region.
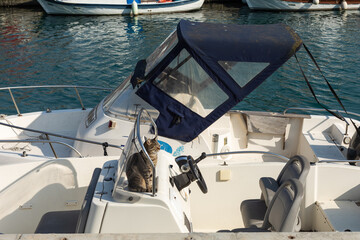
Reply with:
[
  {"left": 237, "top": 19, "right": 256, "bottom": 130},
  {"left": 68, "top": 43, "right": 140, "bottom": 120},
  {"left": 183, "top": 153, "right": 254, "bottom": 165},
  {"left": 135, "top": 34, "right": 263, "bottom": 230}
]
[
  {"left": 154, "top": 136, "right": 158, "bottom": 140},
  {"left": 144, "top": 136, "right": 151, "bottom": 145}
]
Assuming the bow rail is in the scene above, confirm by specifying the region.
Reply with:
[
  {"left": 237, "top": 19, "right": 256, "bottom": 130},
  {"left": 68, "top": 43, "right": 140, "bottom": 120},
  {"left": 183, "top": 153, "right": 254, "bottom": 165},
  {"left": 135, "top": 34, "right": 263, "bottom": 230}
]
[{"left": 0, "top": 85, "right": 112, "bottom": 116}]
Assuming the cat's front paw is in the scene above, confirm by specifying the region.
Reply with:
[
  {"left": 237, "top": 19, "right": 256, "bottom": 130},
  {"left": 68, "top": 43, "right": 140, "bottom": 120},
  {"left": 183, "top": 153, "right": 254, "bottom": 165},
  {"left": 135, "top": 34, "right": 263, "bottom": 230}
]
[{"left": 129, "top": 187, "right": 147, "bottom": 192}]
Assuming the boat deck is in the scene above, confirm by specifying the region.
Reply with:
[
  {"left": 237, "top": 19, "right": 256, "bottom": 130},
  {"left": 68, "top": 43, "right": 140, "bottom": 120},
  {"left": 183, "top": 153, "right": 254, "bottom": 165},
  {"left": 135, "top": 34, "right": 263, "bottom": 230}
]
[{"left": 315, "top": 201, "right": 360, "bottom": 232}]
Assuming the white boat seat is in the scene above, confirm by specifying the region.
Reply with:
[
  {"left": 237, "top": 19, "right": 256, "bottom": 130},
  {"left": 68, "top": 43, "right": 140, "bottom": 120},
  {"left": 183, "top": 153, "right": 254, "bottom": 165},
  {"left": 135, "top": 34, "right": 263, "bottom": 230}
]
[
  {"left": 35, "top": 210, "right": 80, "bottom": 233},
  {"left": 238, "top": 179, "right": 304, "bottom": 232},
  {"left": 240, "top": 155, "right": 309, "bottom": 229},
  {"left": 260, "top": 155, "right": 309, "bottom": 207},
  {"left": 259, "top": 177, "right": 278, "bottom": 207},
  {"left": 35, "top": 168, "right": 101, "bottom": 233},
  {"left": 240, "top": 199, "right": 267, "bottom": 229}
]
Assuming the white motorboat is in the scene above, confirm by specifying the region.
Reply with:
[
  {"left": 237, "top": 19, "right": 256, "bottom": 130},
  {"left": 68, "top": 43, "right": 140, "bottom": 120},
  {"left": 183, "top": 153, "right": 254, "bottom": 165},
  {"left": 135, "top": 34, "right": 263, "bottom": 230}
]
[
  {"left": 36, "top": 0, "right": 204, "bottom": 15},
  {"left": 0, "top": 20, "right": 360, "bottom": 235},
  {"left": 246, "top": 0, "right": 360, "bottom": 11}
]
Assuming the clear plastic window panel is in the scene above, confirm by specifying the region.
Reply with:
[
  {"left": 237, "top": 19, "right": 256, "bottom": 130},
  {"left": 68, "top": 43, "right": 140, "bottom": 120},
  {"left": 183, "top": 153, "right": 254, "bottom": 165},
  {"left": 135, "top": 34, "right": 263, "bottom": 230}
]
[
  {"left": 218, "top": 61, "right": 270, "bottom": 88},
  {"left": 114, "top": 115, "right": 156, "bottom": 196},
  {"left": 103, "top": 77, "right": 159, "bottom": 120},
  {"left": 145, "top": 30, "right": 178, "bottom": 77},
  {"left": 153, "top": 49, "right": 229, "bottom": 118},
  {"left": 103, "top": 77, "right": 132, "bottom": 112},
  {"left": 116, "top": 129, "right": 138, "bottom": 190}
]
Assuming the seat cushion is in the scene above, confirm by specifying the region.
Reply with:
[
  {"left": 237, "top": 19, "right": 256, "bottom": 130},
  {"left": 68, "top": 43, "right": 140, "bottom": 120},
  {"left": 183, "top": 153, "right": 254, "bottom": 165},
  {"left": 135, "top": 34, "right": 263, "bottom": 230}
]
[
  {"left": 259, "top": 177, "right": 279, "bottom": 207},
  {"left": 240, "top": 199, "right": 267, "bottom": 228},
  {"left": 35, "top": 210, "right": 80, "bottom": 233},
  {"left": 35, "top": 168, "right": 101, "bottom": 234}
]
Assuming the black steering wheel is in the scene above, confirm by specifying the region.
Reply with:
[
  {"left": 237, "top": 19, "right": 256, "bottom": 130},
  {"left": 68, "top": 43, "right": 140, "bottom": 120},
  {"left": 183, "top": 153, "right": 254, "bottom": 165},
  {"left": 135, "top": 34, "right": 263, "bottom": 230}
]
[{"left": 188, "top": 156, "right": 208, "bottom": 194}]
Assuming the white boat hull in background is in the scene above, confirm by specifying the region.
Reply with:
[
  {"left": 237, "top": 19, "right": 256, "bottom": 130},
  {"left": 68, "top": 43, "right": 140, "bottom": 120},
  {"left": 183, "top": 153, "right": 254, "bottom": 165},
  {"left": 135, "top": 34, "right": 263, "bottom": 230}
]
[
  {"left": 247, "top": 0, "right": 360, "bottom": 11},
  {"left": 37, "top": 0, "right": 204, "bottom": 15}
]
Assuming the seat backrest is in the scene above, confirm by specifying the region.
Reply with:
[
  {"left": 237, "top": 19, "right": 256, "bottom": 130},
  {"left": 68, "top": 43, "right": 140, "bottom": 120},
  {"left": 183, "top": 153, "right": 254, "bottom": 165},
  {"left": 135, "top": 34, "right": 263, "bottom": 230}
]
[
  {"left": 262, "top": 178, "right": 304, "bottom": 232},
  {"left": 75, "top": 168, "right": 102, "bottom": 233},
  {"left": 277, "top": 155, "right": 310, "bottom": 186}
]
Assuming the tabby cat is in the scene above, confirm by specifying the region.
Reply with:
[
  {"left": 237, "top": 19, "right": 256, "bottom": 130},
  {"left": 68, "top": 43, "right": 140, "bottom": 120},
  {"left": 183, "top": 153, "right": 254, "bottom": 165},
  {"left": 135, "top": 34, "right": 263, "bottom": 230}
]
[{"left": 126, "top": 136, "right": 161, "bottom": 192}]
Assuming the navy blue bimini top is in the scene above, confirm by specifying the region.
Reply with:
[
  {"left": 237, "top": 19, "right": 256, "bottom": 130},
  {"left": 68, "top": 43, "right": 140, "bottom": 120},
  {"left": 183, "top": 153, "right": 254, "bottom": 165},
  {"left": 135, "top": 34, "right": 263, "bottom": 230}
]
[{"left": 135, "top": 20, "right": 303, "bottom": 142}]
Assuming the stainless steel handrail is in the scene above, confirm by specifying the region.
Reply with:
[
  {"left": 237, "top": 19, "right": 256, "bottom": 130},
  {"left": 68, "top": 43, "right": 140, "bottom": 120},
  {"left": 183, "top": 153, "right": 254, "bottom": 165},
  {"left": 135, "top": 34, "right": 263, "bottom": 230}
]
[
  {"left": 135, "top": 108, "right": 158, "bottom": 197},
  {"left": 0, "top": 85, "right": 112, "bottom": 116},
  {"left": 0, "top": 139, "right": 83, "bottom": 158},
  {"left": 206, "top": 151, "right": 289, "bottom": 162},
  {"left": 318, "top": 160, "right": 360, "bottom": 163},
  {"left": 283, "top": 107, "right": 360, "bottom": 119},
  {"left": 0, "top": 121, "right": 124, "bottom": 154},
  {"left": 0, "top": 85, "right": 113, "bottom": 91}
]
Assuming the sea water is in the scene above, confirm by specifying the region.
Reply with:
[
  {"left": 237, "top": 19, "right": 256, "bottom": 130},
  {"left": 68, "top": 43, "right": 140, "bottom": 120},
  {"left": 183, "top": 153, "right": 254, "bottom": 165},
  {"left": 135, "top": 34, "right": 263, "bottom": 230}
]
[{"left": 0, "top": 4, "right": 359, "bottom": 116}]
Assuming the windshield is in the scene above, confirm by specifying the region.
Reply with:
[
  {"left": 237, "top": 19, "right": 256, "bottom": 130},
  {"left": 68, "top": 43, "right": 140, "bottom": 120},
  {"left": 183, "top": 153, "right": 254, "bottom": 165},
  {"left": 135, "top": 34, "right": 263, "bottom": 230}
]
[
  {"left": 218, "top": 61, "right": 270, "bottom": 87},
  {"left": 102, "top": 31, "right": 178, "bottom": 120},
  {"left": 153, "top": 48, "right": 229, "bottom": 118},
  {"left": 103, "top": 76, "right": 158, "bottom": 120},
  {"left": 145, "top": 30, "right": 178, "bottom": 77}
]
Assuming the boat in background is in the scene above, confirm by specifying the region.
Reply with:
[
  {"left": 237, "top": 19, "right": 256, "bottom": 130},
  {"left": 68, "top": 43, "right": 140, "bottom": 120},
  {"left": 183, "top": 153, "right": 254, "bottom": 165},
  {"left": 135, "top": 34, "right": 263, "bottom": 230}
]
[
  {"left": 246, "top": 0, "right": 360, "bottom": 11},
  {"left": 36, "top": 0, "right": 204, "bottom": 15}
]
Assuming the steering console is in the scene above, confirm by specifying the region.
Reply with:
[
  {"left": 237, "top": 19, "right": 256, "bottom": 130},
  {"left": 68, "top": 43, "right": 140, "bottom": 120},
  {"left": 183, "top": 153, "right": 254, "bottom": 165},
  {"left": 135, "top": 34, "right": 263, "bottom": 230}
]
[{"left": 172, "top": 153, "right": 208, "bottom": 194}]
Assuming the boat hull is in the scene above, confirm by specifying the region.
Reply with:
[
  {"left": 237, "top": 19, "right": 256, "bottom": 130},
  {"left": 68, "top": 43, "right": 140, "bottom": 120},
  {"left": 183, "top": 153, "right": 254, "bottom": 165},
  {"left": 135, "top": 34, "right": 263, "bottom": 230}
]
[
  {"left": 37, "top": 0, "right": 204, "bottom": 15},
  {"left": 247, "top": 0, "right": 360, "bottom": 10}
]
